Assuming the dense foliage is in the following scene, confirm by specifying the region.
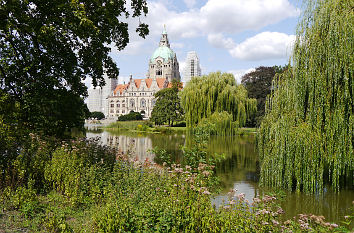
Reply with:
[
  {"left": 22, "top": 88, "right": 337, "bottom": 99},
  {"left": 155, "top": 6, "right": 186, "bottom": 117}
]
[
  {"left": 151, "top": 81, "right": 184, "bottom": 126},
  {"left": 0, "top": 0, "right": 148, "bottom": 137},
  {"left": 241, "top": 66, "right": 288, "bottom": 127},
  {"left": 1, "top": 138, "right": 348, "bottom": 232},
  {"left": 0, "top": 0, "right": 149, "bottom": 197},
  {"left": 258, "top": 0, "right": 353, "bottom": 193},
  {"left": 180, "top": 72, "right": 256, "bottom": 133},
  {"left": 195, "top": 111, "right": 238, "bottom": 136},
  {"left": 118, "top": 111, "right": 143, "bottom": 121},
  {"left": 90, "top": 111, "right": 105, "bottom": 120}
]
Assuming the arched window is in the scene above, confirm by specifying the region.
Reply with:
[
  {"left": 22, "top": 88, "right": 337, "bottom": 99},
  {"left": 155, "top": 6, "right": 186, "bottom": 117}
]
[
  {"left": 141, "top": 99, "right": 146, "bottom": 108},
  {"left": 129, "top": 99, "right": 135, "bottom": 108},
  {"left": 152, "top": 99, "right": 156, "bottom": 107},
  {"left": 156, "top": 69, "right": 162, "bottom": 75}
]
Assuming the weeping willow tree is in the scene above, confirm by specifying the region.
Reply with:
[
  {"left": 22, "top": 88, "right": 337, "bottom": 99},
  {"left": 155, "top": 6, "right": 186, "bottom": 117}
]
[
  {"left": 258, "top": 0, "right": 353, "bottom": 193},
  {"left": 180, "top": 72, "right": 257, "bottom": 134},
  {"left": 196, "top": 111, "right": 237, "bottom": 136}
]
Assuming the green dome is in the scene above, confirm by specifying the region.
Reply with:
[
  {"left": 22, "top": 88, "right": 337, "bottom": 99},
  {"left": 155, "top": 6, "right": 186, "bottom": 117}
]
[{"left": 150, "top": 46, "right": 174, "bottom": 63}]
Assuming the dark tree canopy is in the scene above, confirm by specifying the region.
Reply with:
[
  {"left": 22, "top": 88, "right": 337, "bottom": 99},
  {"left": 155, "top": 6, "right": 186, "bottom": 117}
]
[
  {"left": 241, "top": 65, "right": 288, "bottom": 127},
  {"left": 0, "top": 0, "right": 149, "bottom": 137},
  {"left": 151, "top": 81, "right": 184, "bottom": 126},
  {"left": 118, "top": 111, "right": 143, "bottom": 121},
  {"left": 90, "top": 111, "right": 105, "bottom": 120}
]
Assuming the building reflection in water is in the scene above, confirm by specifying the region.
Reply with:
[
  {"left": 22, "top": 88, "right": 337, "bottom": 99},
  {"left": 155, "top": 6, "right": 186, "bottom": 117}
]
[{"left": 86, "top": 131, "right": 155, "bottom": 162}]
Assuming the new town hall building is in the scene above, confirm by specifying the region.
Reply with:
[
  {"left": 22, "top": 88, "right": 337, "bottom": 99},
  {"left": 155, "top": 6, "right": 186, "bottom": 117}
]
[
  {"left": 106, "top": 28, "right": 181, "bottom": 119},
  {"left": 87, "top": 27, "right": 202, "bottom": 119}
]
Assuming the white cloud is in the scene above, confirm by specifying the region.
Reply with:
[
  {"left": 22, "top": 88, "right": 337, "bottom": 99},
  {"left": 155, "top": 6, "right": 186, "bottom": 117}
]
[
  {"left": 110, "top": 0, "right": 298, "bottom": 57},
  {"left": 207, "top": 33, "right": 235, "bottom": 49},
  {"left": 179, "top": 59, "right": 187, "bottom": 80},
  {"left": 117, "top": 41, "right": 146, "bottom": 55},
  {"left": 118, "top": 76, "right": 131, "bottom": 84},
  {"left": 184, "top": 0, "right": 196, "bottom": 9},
  {"left": 142, "top": 0, "right": 299, "bottom": 39},
  {"left": 200, "top": 0, "right": 299, "bottom": 34},
  {"left": 228, "top": 68, "right": 255, "bottom": 84},
  {"left": 171, "top": 42, "right": 185, "bottom": 49},
  {"left": 229, "top": 32, "right": 295, "bottom": 60},
  {"left": 84, "top": 76, "right": 92, "bottom": 89}
]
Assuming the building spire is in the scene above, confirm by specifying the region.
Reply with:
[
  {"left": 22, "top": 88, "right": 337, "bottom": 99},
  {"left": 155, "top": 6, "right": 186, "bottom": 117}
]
[{"left": 159, "top": 24, "right": 170, "bottom": 47}]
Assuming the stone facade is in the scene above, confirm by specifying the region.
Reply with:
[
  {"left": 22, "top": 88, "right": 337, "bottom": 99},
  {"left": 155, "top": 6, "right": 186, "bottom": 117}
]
[
  {"left": 107, "top": 76, "right": 169, "bottom": 119},
  {"left": 107, "top": 28, "right": 180, "bottom": 120}
]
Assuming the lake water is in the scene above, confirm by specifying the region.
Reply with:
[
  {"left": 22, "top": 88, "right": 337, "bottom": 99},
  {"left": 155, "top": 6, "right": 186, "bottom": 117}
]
[{"left": 86, "top": 127, "right": 353, "bottom": 226}]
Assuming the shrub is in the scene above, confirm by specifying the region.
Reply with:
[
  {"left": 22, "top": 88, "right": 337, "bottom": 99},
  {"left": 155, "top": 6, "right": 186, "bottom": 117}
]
[
  {"left": 118, "top": 111, "right": 143, "bottom": 121},
  {"left": 44, "top": 138, "right": 116, "bottom": 205},
  {"left": 90, "top": 111, "right": 105, "bottom": 120}
]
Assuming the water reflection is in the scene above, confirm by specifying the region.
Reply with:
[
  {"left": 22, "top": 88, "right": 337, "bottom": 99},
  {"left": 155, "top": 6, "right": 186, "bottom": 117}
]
[{"left": 86, "top": 129, "right": 353, "bottom": 226}]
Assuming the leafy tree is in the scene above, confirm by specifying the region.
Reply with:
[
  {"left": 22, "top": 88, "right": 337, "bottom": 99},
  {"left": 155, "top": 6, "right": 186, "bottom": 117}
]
[
  {"left": 118, "top": 111, "right": 143, "bottom": 121},
  {"left": 90, "top": 111, "right": 105, "bottom": 120},
  {"left": 241, "top": 66, "right": 289, "bottom": 127},
  {"left": 151, "top": 81, "right": 184, "bottom": 126},
  {"left": 258, "top": 0, "right": 353, "bottom": 193},
  {"left": 180, "top": 72, "right": 256, "bottom": 128},
  {"left": 0, "top": 0, "right": 149, "bottom": 138}
]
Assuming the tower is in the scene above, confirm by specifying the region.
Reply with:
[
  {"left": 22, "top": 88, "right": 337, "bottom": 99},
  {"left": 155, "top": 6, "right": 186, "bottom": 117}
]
[
  {"left": 148, "top": 26, "right": 181, "bottom": 82},
  {"left": 183, "top": 51, "right": 201, "bottom": 83}
]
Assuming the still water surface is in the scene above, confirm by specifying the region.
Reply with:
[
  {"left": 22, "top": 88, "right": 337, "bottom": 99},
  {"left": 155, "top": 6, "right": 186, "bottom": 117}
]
[{"left": 86, "top": 127, "right": 353, "bottom": 225}]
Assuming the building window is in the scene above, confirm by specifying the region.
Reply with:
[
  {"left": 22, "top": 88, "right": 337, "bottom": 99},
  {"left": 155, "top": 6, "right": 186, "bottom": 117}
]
[
  {"left": 110, "top": 104, "right": 114, "bottom": 108},
  {"left": 122, "top": 110, "right": 125, "bottom": 113},
  {"left": 129, "top": 99, "right": 135, "bottom": 108},
  {"left": 110, "top": 110, "right": 114, "bottom": 113},
  {"left": 141, "top": 99, "right": 146, "bottom": 108},
  {"left": 191, "top": 60, "right": 195, "bottom": 77},
  {"left": 122, "top": 104, "right": 125, "bottom": 107},
  {"left": 117, "top": 104, "right": 120, "bottom": 107},
  {"left": 152, "top": 99, "right": 156, "bottom": 107},
  {"left": 156, "top": 69, "right": 162, "bottom": 75},
  {"left": 134, "top": 93, "right": 136, "bottom": 96},
  {"left": 116, "top": 110, "right": 119, "bottom": 113}
]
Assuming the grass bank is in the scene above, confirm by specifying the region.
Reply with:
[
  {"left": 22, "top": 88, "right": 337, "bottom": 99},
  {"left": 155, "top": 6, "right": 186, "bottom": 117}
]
[{"left": 105, "top": 120, "right": 187, "bottom": 134}]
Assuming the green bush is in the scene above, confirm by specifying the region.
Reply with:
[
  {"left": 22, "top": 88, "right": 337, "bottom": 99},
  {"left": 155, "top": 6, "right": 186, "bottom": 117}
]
[
  {"left": 44, "top": 211, "right": 73, "bottom": 233},
  {"left": 118, "top": 111, "right": 143, "bottom": 121},
  {"left": 90, "top": 111, "right": 105, "bottom": 120},
  {"left": 44, "top": 139, "right": 115, "bottom": 205}
]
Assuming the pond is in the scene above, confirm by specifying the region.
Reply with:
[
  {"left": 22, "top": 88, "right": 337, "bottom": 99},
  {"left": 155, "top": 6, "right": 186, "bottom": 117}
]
[{"left": 86, "top": 127, "right": 353, "bottom": 226}]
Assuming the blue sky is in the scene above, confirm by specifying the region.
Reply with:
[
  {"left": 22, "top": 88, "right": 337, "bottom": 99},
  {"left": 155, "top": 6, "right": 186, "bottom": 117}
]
[{"left": 87, "top": 0, "right": 302, "bottom": 87}]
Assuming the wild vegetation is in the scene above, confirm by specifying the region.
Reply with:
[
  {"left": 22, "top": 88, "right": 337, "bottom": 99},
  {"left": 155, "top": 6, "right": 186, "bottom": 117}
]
[
  {"left": 1, "top": 137, "right": 349, "bottom": 232},
  {"left": 258, "top": 0, "right": 353, "bottom": 193},
  {"left": 180, "top": 72, "right": 257, "bottom": 135}
]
